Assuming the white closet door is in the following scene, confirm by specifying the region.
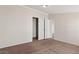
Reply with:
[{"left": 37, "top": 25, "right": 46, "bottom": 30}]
[
  {"left": 45, "top": 19, "right": 51, "bottom": 39},
  {"left": 38, "top": 18, "right": 44, "bottom": 40}
]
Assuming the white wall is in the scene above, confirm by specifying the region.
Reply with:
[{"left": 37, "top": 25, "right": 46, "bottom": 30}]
[
  {"left": 0, "top": 6, "right": 50, "bottom": 48},
  {"left": 54, "top": 13, "right": 79, "bottom": 46}
]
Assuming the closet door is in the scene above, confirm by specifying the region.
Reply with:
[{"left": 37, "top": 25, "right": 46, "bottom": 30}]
[
  {"left": 38, "top": 18, "right": 44, "bottom": 40},
  {"left": 45, "top": 19, "right": 51, "bottom": 39}
]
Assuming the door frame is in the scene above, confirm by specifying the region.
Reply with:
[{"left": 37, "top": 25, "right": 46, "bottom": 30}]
[{"left": 32, "top": 17, "right": 39, "bottom": 40}]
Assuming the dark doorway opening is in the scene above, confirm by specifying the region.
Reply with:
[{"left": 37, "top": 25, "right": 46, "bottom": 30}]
[{"left": 32, "top": 17, "right": 39, "bottom": 41}]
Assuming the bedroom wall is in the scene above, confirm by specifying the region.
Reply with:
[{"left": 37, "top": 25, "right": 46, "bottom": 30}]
[
  {"left": 54, "top": 13, "right": 79, "bottom": 46},
  {"left": 0, "top": 6, "right": 50, "bottom": 48}
]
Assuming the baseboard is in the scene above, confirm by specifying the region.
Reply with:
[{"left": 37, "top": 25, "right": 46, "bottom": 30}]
[
  {"left": 0, "top": 40, "right": 32, "bottom": 49},
  {"left": 0, "top": 38, "right": 53, "bottom": 50},
  {"left": 54, "top": 38, "right": 79, "bottom": 47}
]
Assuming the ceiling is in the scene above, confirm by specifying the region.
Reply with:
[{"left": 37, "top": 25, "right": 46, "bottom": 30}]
[{"left": 26, "top": 5, "right": 79, "bottom": 14}]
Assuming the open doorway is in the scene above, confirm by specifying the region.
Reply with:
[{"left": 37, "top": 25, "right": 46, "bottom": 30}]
[{"left": 32, "top": 17, "right": 39, "bottom": 41}]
